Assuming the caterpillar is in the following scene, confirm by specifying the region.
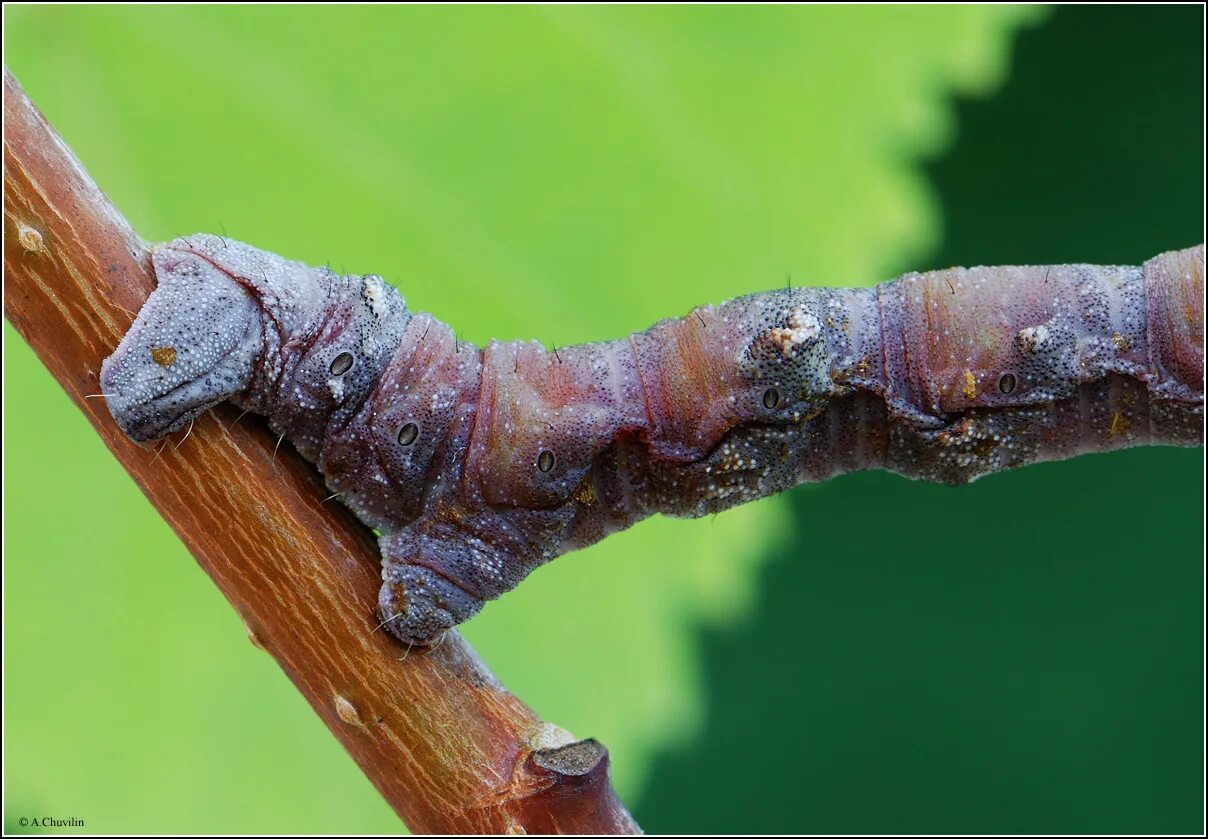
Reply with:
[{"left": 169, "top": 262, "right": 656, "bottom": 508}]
[{"left": 101, "top": 237, "right": 1205, "bottom": 644}]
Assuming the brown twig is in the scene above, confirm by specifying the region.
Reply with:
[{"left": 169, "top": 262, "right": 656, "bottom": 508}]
[{"left": 3, "top": 66, "right": 640, "bottom": 835}]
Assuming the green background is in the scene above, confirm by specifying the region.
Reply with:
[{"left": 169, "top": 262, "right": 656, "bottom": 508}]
[{"left": 4, "top": 5, "right": 1202, "bottom": 834}]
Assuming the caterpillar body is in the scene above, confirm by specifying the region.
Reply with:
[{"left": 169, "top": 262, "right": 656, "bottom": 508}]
[{"left": 101, "top": 237, "right": 1205, "bottom": 644}]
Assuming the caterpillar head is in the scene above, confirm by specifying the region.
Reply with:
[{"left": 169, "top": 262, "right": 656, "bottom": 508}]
[{"left": 101, "top": 246, "right": 264, "bottom": 441}]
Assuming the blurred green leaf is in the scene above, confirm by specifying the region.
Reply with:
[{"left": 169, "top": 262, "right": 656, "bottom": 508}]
[{"left": 4, "top": 5, "right": 1041, "bottom": 832}]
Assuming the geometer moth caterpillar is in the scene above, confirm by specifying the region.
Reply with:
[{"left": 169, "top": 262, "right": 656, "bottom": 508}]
[{"left": 101, "top": 237, "right": 1204, "bottom": 644}]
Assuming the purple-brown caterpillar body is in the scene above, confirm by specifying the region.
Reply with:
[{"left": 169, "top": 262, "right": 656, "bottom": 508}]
[{"left": 101, "top": 236, "right": 1205, "bottom": 643}]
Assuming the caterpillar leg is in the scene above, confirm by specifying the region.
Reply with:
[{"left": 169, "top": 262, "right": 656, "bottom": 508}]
[
  {"left": 375, "top": 506, "right": 570, "bottom": 645},
  {"left": 377, "top": 562, "right": 484, "bottom": 646}
]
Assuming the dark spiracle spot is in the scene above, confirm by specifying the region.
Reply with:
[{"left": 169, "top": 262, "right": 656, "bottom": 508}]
[
  {"left": 537, "top": 450, "right": 556, "bottom": 473},
  {"left": 998, "top": 373, "right": 1017, "bottom": 394},
  {"left": 762, "top": 387, "right": 780, "bottom": 409},
  {"left": 397, "top": 422, "right": 419, "bottom": 446},
  {"left": 330, "top": 352, "right": 354, "bottom": 375}
]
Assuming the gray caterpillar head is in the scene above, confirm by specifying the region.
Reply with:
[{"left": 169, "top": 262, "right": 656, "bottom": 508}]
[{"left": 101, "top": 246, "right": 264, "bottom": 441}]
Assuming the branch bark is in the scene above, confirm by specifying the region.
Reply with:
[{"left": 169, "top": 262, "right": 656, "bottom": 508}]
[{"left": 3, "top": 66, "right": 640, "bottom": 836}]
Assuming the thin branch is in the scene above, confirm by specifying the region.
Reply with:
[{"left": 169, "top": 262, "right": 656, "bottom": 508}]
[{"left": 3, "top": 67, "right": 640, "bottom": 835}]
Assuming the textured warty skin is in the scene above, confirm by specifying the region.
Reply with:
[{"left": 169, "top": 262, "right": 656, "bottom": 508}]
[{"left": 101, "top": 237, "right": 1205, "bottom": 643}]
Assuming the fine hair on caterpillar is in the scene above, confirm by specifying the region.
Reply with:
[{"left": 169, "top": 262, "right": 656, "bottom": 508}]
[{"left": 100, "top": 235, "right": 1205, "bottom": 645}]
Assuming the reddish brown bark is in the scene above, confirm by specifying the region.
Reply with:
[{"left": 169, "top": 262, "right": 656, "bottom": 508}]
[{"left": 3, "top": 67, "right": 639, "bottom": 835}]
